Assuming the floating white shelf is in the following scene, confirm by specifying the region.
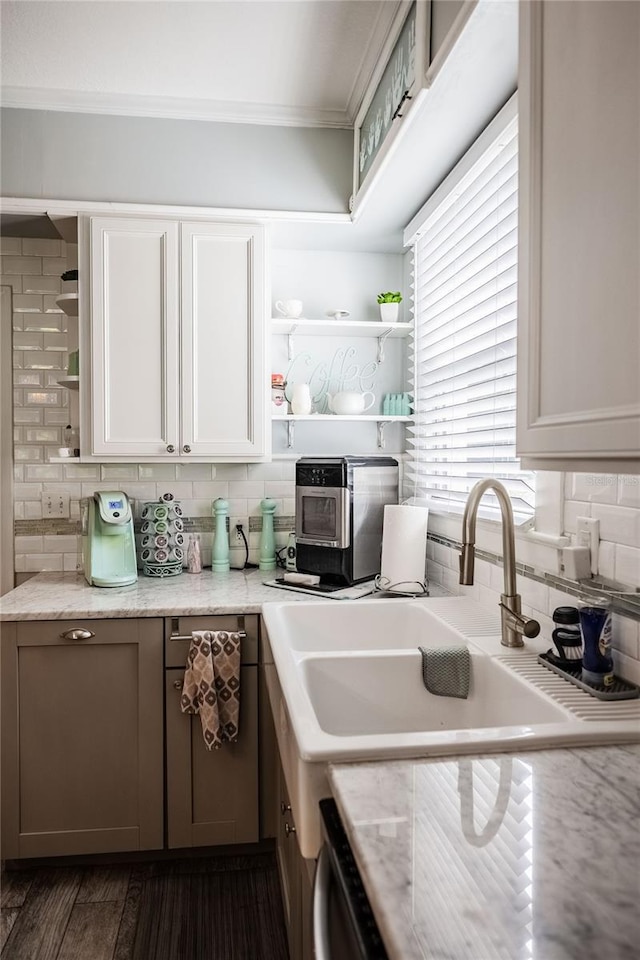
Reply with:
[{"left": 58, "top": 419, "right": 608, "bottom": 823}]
[
  {"left": 271, "top": 318, "right": 412, "bottom": 338},
  {"left": 272, "top": 414, "right": 411, "bottom": 421},
  {"left": 57, "top": 376, "right": 80, "bottom": 390},
  {"left": 272, "top": 413, "right": 412, "bottom": 449},
  {"left": 55, "top": 293, "right": 79, "bottom": 317}
]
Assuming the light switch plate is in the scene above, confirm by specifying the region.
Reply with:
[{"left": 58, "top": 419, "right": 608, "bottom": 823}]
[
  {"left": 42, "top": 492, "right": 70, "bottom": 518},
  {"left": 576, "top": 516, "right": 600, "bottom": 575}
]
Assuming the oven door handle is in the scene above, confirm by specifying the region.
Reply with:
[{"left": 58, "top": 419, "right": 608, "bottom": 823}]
[{"left": 313, "top": 844, "right": 332, "bottom": 960}]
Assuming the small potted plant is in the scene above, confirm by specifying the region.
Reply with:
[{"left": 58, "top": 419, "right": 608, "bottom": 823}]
[{"left": 377, "top": 291, "right": 402, "bottom": 323}]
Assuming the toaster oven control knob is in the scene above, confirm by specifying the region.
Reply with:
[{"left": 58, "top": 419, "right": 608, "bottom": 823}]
[
  {"left": 183, "top": 445, "right": 191, "bottom": 453},
  {"left": 166, "top": 444, "right": 175, "bottom": 453}
]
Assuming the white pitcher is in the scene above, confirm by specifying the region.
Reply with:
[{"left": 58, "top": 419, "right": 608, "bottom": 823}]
[
  {"left": 327, "top": 391, "right": 375, "bottom": 415},
  {"left": 290, "top": 383, "right": 312, "bottom": 415}
]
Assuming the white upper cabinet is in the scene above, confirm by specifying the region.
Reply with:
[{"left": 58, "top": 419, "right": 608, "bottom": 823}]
[
  {"left": 517, "top": 0, "right": 640, "bottom": 472},
  {"left": 85, "top": 216, "right": 268, "bottom": 461},
  {"left": 89, "top": 218, "right": 180, "bottom": 458},
  {"left": 180, "top": 222, "right": 267, "bottom": 458}
]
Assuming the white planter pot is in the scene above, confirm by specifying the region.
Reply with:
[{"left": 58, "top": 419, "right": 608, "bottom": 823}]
[{"left": 379, "top": 302, "right": 399, "bottom": 323}]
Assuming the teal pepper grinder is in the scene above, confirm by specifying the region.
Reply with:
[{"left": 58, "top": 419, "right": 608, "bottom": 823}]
[
  {"left": 259, "top": 498, "right": 277, "bottom": 571},
  {"left": 212, "top": 498, "right": 230, "bottom": 572}
]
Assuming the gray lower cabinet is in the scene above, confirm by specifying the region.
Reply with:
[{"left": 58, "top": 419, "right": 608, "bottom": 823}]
[
  {"left": 0, "top": 617, "right": 164, "bottom": 859},
  {"left": 276, "top": 760, "right": 314, "bottom": 960},
  {"left": 164, "top": 615, "right": 260, "bottom": 848}
]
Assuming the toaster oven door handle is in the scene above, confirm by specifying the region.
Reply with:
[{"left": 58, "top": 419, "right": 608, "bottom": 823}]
[{"left": 295, "top": 538, "right": 341, "bottom": 549}]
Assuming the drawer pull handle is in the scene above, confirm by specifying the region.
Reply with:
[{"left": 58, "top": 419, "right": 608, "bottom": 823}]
[
  {"left": 173, "top": 679, "right": 183, "bottom": 690},
  {"left": 166, "top": 444, "right": 175, "bottom": 453},
  {"left": 280, "top": 801, "right": 291, "bottom": 815},
  {"left": 60, "top": 628, "right": 95, "bottom": 641},
  {"left": 284, "top": 821, "right": 296, "bottom": 838}
]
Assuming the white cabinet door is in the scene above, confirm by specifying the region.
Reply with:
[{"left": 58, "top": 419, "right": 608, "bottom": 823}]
[
  {"left": 180, "top": 222, "right": 268, "bottom": 459},
  {"left": 90, "top": 218, "right": 180, "bottom": 458},
  {"left": 517, "top": 1, "right": 640, "bottom": 471}
]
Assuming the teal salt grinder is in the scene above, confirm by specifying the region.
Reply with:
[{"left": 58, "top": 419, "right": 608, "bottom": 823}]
[
  {"left": 259, "top": 498, "right": 277, "bottom": 571},
  {"left": 212, "top": 498, "right": 230, "bottom": 572}
]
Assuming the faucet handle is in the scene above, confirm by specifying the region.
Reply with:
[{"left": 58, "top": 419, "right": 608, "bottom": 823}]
[{"left": 499, "top": 602, "right": 541, "bottom": 639}]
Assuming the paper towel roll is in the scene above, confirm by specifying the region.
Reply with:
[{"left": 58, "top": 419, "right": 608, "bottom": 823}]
[{"left": 380, "top": 504, "right": 429, "bottom": 593}]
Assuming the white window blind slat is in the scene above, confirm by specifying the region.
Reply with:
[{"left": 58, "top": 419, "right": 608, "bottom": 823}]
[
  {"left": 417, "top": 296, "right": 517, "bottom": 358},
  {"left": 415, "top": 358, "right": 517, "bottom": 398},
  {"left": 418, "top": 191, "right": 518, "bottom": 290},
  {"left": 408, "top": 111, "right": 534, "bottom": 522},
  {"left": 419, "top": 143, "right": 518, "bottom": 261}
]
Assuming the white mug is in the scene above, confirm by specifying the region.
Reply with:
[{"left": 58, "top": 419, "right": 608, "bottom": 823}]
[
  {"left": 290, "top": 383, "right": 312, "bottom": 415},
  {"left": 275, "top": 299, "right": 303, "bottom": 319}
]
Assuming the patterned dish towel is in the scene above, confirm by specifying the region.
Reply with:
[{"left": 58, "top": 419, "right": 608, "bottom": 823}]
[
  {"left": 419, "top": 645, "right": 470, "bottom": 699},
  {"left": 181, "top": 630, "right": 241, "bottom": 749}
]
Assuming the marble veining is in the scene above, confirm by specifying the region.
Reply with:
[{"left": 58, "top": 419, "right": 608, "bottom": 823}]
[
  {"left": 329, "top": 745, "right": 640, "bottom": 960},
  {"left": 0, "top": 569, "right": 318, "bottom": 621}
]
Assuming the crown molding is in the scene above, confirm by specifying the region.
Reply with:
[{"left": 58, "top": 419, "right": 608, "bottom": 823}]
[{"left": 0, "top": 86, "right": 352, "bottom": 130}]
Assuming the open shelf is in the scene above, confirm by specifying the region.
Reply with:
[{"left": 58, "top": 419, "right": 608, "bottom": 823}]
[
  {"left": 272, "top": 413, "right": 411, "bottom": 449},
  {"left": 48, "top": 457, "right": 80, "bottom": 463},
  {"left": 271, "top": 318, "right": 412, "bottom": 338},
  {"left": 57, "top": 376, "right": 80, "bottom": 391},
  {"left": 272, "top": 414, "right": 411, "bottom": 422},
  {"left": 55, "top": 294, "right": 79, "bottom": 317}
]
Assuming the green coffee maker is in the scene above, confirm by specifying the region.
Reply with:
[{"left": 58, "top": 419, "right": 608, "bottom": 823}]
[{"left": 82, "top": 491, "right": 138, "bottom": 587}]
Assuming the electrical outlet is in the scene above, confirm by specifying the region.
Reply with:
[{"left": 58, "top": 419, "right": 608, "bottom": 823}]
[
  {"left": 229, "top": 517, "right": 249, "bottom": 542},
  {"left": 576, "top": 516, "right": 600, "bottom": 575},
  {"left": 42, "top": 492, "right": 70, "bottom": 518}
]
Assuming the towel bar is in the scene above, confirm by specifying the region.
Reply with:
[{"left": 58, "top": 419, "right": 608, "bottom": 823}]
[{"left": 169, "top": 615, "right": 247, "bottom": 643}]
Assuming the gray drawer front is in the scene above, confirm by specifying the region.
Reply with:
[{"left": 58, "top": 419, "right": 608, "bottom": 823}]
[{"left": 164, "top": 615, "right": 259, "bottom": 667}]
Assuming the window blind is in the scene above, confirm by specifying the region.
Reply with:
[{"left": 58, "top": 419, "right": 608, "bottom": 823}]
[{"left": 405, "top": 108, "right": 535, "bottom": 523}]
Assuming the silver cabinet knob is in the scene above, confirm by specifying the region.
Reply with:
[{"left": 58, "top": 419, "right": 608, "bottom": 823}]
[
  {"left": 173, "top": 679, "right": 183, "bottom": 690},
  {"left": 280, "top": 801, "right": 291, "bottom": 815},
  {"left": 166, "top": 444, "right": 175, "bottom": 453},
  {"left": 183, "top": 444, "right": 191, "bottom": 453},
  {"left": 284, "top": 822, "right": 296, "bottom": 838},
  {"left": 59, "top": 628, "right": 95, "bottom": 641}
]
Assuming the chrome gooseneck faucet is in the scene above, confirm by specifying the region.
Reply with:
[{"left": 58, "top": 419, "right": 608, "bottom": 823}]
[{"left": 459, "top": 479, "right": 540, "bottom": 647}]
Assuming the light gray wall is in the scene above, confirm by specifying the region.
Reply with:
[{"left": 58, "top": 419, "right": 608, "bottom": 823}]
[{"left": 0, "top": 109, "right": 353, "bottom": 213}]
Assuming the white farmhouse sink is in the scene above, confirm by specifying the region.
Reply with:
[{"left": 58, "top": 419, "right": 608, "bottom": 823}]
[
  {"left": 261, "top": 595, "right": 640, "bottom": 858},
  {"left": 301, "top": 649, "right": 568, "bottom": 737},
  {"left": 273, "top": 598, "right": 462, "bottom": 652}
]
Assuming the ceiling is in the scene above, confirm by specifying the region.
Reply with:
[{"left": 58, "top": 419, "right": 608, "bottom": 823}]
[{"left": 0, "top": 0, "right": 398, "bottom": 127}]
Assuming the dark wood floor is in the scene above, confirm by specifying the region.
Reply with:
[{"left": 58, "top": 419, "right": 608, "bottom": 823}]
[{"left": 0, "top": 851, "right": 289, "bottom": 960}]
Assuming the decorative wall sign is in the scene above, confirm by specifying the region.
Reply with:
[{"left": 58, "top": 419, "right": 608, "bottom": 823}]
[
  {"left": 286, "top": 348, "right": 378, "bottom": 414},
  {"left": 357, "top": 2, "right": 417, "bottom": 189}
]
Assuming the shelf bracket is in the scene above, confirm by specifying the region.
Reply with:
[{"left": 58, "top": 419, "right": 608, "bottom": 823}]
[
  {"left": 287, "top": 419, "right": 295, "bottom": 448},
  {"left": 287, "top": 324, "right": 298, "bottom": 361},
  {"left": 377, "top": 328, "right": 393, "bottom": 363},
  {"left": 377, "top": 421, "right": 386, "bottom": 449}
]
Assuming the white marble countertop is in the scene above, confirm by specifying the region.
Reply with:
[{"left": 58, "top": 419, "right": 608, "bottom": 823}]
[
  {"left": 0, "top": 569, "right": 323, "bottom": 620},
  {"left": 329, "top": 744, "right": 640, "bottom": 960}
]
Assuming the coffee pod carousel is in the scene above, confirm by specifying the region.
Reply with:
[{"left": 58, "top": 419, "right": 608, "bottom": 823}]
[{"left": 138, "top": 492, "right": 184, "bottom": 577}]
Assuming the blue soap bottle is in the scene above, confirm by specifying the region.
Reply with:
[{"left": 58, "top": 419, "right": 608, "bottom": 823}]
[{"left": 578, "top": 596, "right": 614, "bottom": 686}]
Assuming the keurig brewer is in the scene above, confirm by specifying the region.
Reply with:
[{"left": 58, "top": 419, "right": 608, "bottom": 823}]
[{"left": 82, "top": 491, "right": 138, "bottom": 587}]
